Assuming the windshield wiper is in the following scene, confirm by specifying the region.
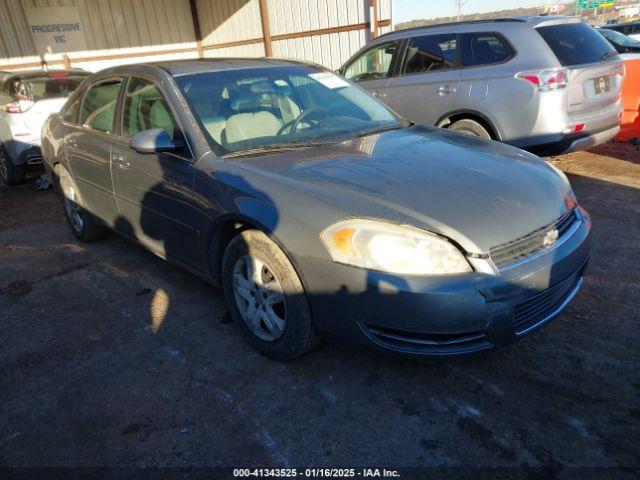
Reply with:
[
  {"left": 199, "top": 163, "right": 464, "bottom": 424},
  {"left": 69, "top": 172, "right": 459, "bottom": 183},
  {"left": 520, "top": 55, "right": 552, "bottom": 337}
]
[
  {"left": 223, "top": 140, "right": 344, "bottom": 159},
  {"left": 354, "top": 123, "right": 405, "bottom": 138},
  {"left": 600, "top": 50, "right": 619, "bottom": 60}
]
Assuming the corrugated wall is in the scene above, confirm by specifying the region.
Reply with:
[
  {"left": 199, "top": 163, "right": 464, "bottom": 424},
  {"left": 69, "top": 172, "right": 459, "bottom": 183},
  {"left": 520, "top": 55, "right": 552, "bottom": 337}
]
[
  {"left": 1, "top": 0, "right": 392, "bottom": 71},
  {"left": 268, "top": 0, "right": 366, "bottom": 69},
  {"left": 0, "top": 0, "right": 198, "bottom": 70}
]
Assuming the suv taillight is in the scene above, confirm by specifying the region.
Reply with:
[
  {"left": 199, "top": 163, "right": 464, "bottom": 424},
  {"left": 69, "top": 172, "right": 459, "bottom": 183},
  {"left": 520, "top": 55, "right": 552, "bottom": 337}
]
[
  {"left": 1, "top": 99, "right": 34, "bottom": 113},
  {"left": 515, "top": 68, "right": 568, "bottom": 92}
]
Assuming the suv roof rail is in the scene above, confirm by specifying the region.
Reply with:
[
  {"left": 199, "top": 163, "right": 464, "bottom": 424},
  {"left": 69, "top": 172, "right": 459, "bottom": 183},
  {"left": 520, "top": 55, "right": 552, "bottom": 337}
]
[{"left": 377, "top": 17, "right": 528, "bottom": 40}]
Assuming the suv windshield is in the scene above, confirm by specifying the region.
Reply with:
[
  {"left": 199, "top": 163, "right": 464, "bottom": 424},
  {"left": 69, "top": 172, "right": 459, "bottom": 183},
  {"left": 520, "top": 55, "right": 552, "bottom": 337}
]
[
  {"left": 536, "top": 22, "right": 618, "bottom": 66},
  {"left": 2, "top": 75, "right": 87, "bottom": 102},
  {"left": 175, "top": 66, "right": 402, "bottom": 155}
]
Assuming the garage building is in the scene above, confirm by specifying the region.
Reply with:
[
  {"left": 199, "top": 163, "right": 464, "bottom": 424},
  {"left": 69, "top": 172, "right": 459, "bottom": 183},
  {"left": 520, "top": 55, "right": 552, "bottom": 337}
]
[{"left": 0, "top": 0, "right": 393, "bottom": 72}]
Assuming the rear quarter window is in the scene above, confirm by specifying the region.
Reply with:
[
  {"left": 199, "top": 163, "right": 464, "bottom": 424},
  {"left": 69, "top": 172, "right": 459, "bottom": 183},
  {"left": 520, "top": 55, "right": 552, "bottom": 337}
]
[
  {"left": 461, "top": 33, "right": 512, "bottom": 67},
  {"left": 536, "top": 23, "right": 617, "bottom": 66}
]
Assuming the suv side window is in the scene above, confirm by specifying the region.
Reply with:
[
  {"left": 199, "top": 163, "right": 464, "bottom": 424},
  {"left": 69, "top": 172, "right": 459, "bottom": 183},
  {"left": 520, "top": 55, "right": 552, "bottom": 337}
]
[
  {"left": 401, "top": 34, "right": 458, "bottom": 75},
  {"left": 343, "top": 42, "right": 398, "bottom": 82},
  {"left": 80, "top": 79, "right": 123, "bottom": 133},
  {"left": 122, "top": 77, "right": 177, "bottom": 140},
  {"left": 461, "top": 33, "right": 512, "bottom": 67}
]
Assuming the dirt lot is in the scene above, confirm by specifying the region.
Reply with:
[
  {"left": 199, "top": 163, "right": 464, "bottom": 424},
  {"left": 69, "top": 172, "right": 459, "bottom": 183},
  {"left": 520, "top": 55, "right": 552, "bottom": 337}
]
[{"left": 1, "top": 143, "right": 639, "bottom": 476}]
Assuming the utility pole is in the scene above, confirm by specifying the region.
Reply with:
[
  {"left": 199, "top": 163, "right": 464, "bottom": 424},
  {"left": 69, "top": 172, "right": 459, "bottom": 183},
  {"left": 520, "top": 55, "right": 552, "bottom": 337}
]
[{"left": 454, "top": 0, "right": 468, "bottom": 21}]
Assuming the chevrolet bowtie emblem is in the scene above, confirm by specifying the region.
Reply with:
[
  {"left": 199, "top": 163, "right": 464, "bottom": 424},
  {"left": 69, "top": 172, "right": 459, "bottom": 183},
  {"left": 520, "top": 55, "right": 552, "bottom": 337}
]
[{"left": 543, "top": 228, "right": 559, "bottom": 247}]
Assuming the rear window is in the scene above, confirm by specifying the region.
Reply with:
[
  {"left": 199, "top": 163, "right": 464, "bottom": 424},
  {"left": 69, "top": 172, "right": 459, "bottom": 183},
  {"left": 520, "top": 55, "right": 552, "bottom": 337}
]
[
  {"left": 3, "top": 76, "right": 86, "bottom": 102},
  {"left": 537, "top": 23, "right": 618, "bottom": 66}
]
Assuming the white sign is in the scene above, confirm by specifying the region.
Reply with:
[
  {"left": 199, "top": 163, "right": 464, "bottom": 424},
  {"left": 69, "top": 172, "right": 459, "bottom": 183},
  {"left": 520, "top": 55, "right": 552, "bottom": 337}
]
[
  {"left": 309, "top": 72, "right": 350, "bottom": 89},
  {"left": 25, "top": 7, "right": 87, "bottom": 55}
]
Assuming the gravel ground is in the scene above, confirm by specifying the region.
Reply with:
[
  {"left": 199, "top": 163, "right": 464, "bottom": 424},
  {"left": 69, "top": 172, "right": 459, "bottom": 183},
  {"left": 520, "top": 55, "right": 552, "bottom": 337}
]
[{"left": 1, "top": 143, "right": 639, "bottom": 477}]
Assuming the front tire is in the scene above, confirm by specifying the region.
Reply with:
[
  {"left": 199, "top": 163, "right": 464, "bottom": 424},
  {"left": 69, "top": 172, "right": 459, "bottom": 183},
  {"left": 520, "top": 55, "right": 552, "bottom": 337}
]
[
  {"left": 449, "top": 119, "right": 492, "bottom": 139},
  {"left": 222, "top": 229, "right": 319, "bottom": 360},
  {"left": 0, "top": 144, "right": 26, "bottom": 186},
  {"left": 58, "top": 166, "right": 110, "bottom": 243}
]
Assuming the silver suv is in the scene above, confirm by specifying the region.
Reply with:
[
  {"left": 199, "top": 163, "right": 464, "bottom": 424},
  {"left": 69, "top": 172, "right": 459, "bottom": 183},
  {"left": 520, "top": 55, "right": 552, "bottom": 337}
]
[{"left": 339, "top": 16, "right": 624, "bottom": 155}]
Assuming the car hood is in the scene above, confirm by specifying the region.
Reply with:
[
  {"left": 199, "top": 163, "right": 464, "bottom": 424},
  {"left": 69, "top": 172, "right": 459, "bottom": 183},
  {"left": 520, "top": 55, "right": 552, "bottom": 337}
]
[{"left": 232, "top": 126, "right": 574, "bottom": 253}]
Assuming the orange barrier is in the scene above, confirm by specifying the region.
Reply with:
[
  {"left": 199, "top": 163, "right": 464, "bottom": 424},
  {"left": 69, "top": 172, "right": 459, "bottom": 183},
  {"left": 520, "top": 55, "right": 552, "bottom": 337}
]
[{"left": 615, "top": 55, "right": 640, "bottom": 142}]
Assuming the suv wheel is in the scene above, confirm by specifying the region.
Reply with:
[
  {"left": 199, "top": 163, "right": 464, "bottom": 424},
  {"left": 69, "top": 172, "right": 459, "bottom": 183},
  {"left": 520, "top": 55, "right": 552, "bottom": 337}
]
[
  {"left": 0, "top": 144, "right": 26, "bottom": 186},
  {"left": 449, "top": 119, "right": 492, "bottom": 139},
  {"left": 222, "top": 229, "right": 319, "bottom": 360},
  {"left": 58, "top": 166, "right": 110, "bottom": 242}
]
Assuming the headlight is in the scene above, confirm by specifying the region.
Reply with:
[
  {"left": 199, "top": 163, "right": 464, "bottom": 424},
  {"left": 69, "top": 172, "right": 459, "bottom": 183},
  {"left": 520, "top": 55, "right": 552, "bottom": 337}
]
[{"left": 320, "top": 219, "right": 472, "bottom": 275}]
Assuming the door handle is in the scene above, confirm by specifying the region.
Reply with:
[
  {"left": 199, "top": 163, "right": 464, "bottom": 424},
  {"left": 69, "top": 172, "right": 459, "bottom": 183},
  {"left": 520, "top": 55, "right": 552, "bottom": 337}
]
[
  {"left": 438, "top": 85, "right": 453, "bottom": 96},
  {"left": 111, "top": 153, "right": 131, "bottom": 169}
]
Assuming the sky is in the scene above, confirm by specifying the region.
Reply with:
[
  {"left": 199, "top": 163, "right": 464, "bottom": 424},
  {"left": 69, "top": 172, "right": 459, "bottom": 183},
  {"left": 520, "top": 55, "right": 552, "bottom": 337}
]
[{"left": 393, "top": 0, "right": 547, "bottom": 24}]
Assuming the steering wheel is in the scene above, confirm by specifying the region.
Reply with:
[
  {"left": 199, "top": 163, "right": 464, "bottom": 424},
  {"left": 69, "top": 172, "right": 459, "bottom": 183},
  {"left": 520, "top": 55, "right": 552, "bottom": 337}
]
[{"left": 277, "top": 107, "right": 329, "bottom": 136}]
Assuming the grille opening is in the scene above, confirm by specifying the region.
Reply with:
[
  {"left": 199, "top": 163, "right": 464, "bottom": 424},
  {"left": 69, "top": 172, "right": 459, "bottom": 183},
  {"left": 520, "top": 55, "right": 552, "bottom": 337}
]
[
  {"left": 490, "top": 209, "right": 579, "bottom": 269},
  {"left": 514, "top": 271, "right": 584, "bottom": 335},
  {"left": 361, "top": 323, "right": 492, "bottom": 354}
]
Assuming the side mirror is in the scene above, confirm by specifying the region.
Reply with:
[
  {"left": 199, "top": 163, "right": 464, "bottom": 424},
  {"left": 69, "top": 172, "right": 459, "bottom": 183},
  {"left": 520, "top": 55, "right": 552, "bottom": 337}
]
[{"left": 130, "top": 128, "right": 180, "bottom": 154}]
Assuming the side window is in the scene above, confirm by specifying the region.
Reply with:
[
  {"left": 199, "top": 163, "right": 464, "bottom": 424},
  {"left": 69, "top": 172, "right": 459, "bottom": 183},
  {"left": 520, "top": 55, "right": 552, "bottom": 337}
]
[
  {"left": 343, "top": 43, "right": 397, "bottom": 82},
  {"left": 62, "top": 97, "right": 80, "bottom": 124},
  {"left": 461, "top": 33, "right": 512, "bottom": 67},
  {"left": 80, "top": 79, "right": 123, "bottom": 133},
  {"left": 401, "top": 34, "right": 458, "bottom": 75},
  {"left": 123, "top": 77, "right": 177, "bottom": 140}
]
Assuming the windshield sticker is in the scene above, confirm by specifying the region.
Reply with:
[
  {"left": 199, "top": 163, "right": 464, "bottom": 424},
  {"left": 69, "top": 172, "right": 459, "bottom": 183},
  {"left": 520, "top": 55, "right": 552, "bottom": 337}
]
[{"left": 309, "top": 72, "right": 350, "bottom": 89}]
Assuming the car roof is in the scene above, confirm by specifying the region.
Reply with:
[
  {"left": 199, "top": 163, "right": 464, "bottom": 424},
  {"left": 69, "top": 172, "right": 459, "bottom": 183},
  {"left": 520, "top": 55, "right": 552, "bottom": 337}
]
[
  {"left": 375, "top": 15, "right": 583, "bottom": 42},
  {"left": 98, "top": 58, "right": 323, "bottom": 78}
]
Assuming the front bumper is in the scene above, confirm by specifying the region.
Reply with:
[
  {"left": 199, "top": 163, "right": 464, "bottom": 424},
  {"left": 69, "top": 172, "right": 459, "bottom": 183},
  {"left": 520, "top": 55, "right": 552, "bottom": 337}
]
[{"left": 297, "top": 208, "right": 592, "bottom": 356}]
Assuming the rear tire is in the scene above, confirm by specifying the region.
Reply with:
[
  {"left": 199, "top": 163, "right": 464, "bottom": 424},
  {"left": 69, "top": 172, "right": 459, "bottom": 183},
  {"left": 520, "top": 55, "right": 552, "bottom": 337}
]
[
  {"left": 0, "top": 144, "right": 26, "bottom": 186},
  {"left": 57, "top": 166, "right": 110, "bottom": 243},
  {"left": 449, "top": 119, "right": 492, "bottom": 139},
  {"left": 222, "top": 229, "right": 319, "bottom": 360}
]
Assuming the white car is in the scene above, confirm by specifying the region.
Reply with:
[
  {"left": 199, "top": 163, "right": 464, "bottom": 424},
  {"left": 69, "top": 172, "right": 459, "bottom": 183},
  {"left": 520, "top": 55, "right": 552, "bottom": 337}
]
[{"left": 0, "top": 69, "right": 89, "bottom": 185}]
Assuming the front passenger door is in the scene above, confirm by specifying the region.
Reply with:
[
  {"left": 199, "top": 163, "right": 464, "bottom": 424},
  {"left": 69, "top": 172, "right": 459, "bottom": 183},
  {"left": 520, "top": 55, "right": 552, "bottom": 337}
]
[
  {"left": 341, "top": 42, "right": 399, "bottom": 102},
  {"left": 110, "top": 77, "right": 200, "bottom": 268}
]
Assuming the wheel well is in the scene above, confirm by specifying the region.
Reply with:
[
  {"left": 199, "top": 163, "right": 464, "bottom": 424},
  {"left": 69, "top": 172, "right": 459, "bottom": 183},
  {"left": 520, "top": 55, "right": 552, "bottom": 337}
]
[
  {"left": 439, "top": 113, "right": 499, "bottom": 140},
  {"left": 207, "top": 219, "right": 251, "bottom": 285}
]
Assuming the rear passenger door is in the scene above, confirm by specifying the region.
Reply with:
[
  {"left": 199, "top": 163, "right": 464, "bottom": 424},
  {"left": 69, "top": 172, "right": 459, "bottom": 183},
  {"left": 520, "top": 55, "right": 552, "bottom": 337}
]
[
  {"left": 341, "top": 41, "right": 400, "bottom": 102},
  {"left": 110, "top": 76, "right": 200, "bottom": 267},
  {"left": 384, "top": 33, "right": 461, "bottom": 126},
  {"left": 66, "top": 77, "right": 123, "bottom": 226},
  {"left": 456, "top": 32, "right": 514, "bottom": 128}
]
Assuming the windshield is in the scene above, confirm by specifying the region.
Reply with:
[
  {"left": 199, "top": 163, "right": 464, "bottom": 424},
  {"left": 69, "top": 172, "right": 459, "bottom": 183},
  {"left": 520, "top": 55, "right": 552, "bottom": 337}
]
[
  {"left": 175, "top": 66, "right": 402, "bottom": 155},
  {"left": 599, "top": 28, "right": 640, "bottom": 47}
]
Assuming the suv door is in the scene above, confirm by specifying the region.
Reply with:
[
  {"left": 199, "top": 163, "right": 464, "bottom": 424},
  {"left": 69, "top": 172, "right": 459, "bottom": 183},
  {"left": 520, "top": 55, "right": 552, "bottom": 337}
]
[
  {"left": 384, "top": 33, "right": 461, "bottom": 126},
  {"left": 110, "top": 76, "right": 200, "bottom": 267},
  {"left": 341, "top": 41, "right": 399, "bottom": 101},
  {"left": 66, "top": 77, "right": 123, "bottom": 226}
]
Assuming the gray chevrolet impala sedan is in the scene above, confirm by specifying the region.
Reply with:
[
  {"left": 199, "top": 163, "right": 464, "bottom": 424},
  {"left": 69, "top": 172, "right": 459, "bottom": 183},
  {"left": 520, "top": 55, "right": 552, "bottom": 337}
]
[{"left": 41, "top": 59, "right": 591, "bottom": 360}]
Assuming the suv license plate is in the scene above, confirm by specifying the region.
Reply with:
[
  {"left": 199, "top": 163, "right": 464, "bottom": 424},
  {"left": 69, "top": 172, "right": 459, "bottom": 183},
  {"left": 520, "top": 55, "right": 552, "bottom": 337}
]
[{"left": 593, "top": 76, "right": 611, "bottom": 95}]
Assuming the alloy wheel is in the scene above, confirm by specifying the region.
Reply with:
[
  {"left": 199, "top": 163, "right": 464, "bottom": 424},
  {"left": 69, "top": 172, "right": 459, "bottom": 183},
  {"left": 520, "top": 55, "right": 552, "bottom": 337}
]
[
  {"left": 62, "top": 182, "right": 84, "bottom": 233},
  {"left": 232, "top": 254, "right": 286, "bottom": 342}
]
